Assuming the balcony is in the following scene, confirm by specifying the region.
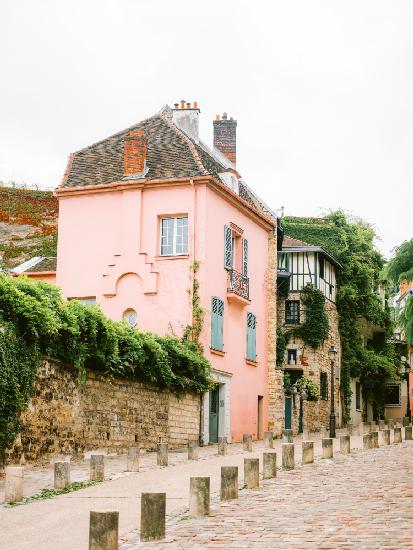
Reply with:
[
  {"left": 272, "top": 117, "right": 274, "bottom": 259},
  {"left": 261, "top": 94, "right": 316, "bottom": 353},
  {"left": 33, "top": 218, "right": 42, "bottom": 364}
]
[{"left": 227, "top": 269, "right": 250, "bottom": 306}]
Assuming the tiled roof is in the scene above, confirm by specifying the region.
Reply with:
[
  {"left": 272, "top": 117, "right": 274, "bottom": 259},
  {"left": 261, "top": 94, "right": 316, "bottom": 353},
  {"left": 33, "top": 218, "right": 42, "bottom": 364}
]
[
  {"left": 282, "top": 235, "right": 314, "bottom": 248},
  {"left": 61, "top": 113, "right": 227, "bottom": 189}
]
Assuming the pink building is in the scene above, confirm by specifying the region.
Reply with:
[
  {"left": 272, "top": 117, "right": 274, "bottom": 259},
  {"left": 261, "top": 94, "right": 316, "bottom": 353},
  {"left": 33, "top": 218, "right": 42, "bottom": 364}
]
[{"left": 55, "top": 103, "right": 277, "bottom": 443}]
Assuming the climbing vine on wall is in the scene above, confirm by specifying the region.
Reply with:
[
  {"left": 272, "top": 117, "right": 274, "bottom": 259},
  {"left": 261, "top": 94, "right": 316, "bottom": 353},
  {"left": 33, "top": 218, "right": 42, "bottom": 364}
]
[
  {"left": 296, "top": 284, "right": 329, "bottom": 349},
  {"left": 0, "top": 274, "right": 212, "bottom": 456},
  {"left": 182, "top": 261, "right": 204, "bottom": 353},
  {"left": 282, "top": 211, "right": 398, "bottom": 422}
]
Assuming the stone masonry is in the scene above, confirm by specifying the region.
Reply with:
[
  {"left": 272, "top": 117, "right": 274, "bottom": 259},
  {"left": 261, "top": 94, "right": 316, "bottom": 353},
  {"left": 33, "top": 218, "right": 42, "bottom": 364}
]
[
  {"left": 8, "top": 358, "right": 200, "bottom": 463},
  {"left": 277, "top": 293, "right": 341, "bottom": 434}
]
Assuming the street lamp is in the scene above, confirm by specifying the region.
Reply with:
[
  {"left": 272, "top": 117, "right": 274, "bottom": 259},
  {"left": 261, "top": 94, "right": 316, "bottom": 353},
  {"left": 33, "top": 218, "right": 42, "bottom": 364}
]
[{"left": 328, "top": 346, "right": 338, "bottom": 438}]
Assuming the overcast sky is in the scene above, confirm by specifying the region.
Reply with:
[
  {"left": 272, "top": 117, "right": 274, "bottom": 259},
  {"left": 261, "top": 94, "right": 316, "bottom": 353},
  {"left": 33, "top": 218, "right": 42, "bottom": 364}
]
[{"left": 1, "top": 1, "right": 412, "bottom": 256}]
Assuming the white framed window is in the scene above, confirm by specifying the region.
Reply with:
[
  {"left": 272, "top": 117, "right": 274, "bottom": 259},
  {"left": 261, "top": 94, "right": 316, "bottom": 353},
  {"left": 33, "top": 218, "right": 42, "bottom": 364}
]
[{"left": 160, "top": 216, "right": 188, "bottom": 256}]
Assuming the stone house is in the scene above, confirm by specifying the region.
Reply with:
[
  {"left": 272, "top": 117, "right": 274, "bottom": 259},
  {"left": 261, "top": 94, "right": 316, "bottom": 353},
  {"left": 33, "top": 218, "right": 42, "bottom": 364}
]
[
  {"left": 42, "top": 101, "right": 280, "bottom": 445},
  {"left": 276, "top": 235, "right": 342, "bottom": 434}
]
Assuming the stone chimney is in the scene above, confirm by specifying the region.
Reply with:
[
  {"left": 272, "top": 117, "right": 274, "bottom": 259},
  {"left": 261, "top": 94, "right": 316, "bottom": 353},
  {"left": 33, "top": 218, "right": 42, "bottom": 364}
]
[
  {"left": 213, "top": 113, "right": 237, "bottom": 166},
  {"left": 124, "top": 130, "right": 147, "bottom": 178},
  {"left": 172, "top": 100, "right": 200, "bottom": 142}
]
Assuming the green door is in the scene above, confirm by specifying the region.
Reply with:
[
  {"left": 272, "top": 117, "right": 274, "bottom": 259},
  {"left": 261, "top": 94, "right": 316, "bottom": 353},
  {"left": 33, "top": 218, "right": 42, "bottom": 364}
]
[
  {"left": 285, "top": 397, "right": 292, "bottom": 430},
  {"left": 209, "top": 386, "right": 219, "bottom": 443}
]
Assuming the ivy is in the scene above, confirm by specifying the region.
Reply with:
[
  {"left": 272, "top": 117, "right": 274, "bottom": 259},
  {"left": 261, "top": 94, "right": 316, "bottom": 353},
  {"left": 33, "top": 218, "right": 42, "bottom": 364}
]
[
  {"left": 283, "top": 211, "right": 398, "bottom": 422},
  {"left": 0, "top": 274, "right": 212, "bottom": 456},
  {"left": 182, "top": 261, "right": 204, "bottom": 353},
  {"left": 296, "top": 376, "right": 320, "bottom": 401},
  {"left": 296, "top": 284, "right": 329, "bottom": 349},
  {"left": 276, "top": 327, "right": 288, "bottom": 367}
]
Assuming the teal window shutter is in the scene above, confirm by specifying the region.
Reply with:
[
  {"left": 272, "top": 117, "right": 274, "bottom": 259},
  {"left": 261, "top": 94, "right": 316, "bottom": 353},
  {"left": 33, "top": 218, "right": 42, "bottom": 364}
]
[
  {"left": 246, "top": 312, "right": 257, "bottom": 361},
  {"left": 224, "top": 225, "right": 233, "bottom": 270},
  {"left": 242, "top": 238, "right": 248, "bottom": 277},
  {"left": 211, "top": 297, "right": 224, "bottom": 350}
]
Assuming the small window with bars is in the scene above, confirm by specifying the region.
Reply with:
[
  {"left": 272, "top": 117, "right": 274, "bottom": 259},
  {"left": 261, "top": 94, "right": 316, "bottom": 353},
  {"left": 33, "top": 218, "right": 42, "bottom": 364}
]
[
  {"left": 285, "top": 300, "right": 300, "bottom": 324},
  {"left": 320, "top": 372, "right": 328, "bottom": 400}
]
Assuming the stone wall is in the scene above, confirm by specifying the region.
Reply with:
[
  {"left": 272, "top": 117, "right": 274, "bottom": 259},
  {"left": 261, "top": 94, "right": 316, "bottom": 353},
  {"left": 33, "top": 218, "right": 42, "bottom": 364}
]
[
  {"left": 8, "top": 358, "right": 200, "bottom": 463},
  {"left": 266, "top": 229, "right": 285, "bottom": 436},
  {"left": 277, "top": 293, "right": 342, "bottom": 434}
]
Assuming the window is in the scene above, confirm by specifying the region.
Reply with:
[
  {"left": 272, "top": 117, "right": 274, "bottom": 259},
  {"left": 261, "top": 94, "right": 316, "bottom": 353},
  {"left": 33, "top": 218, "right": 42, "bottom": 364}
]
[
  {"left": 123, "top": 309, "right": 138, "bottom": 328},
  {"left": 285, "top": 300, "right": 300, "bottom": 324},
  {"left": 384, "top": 383, "right": 401, "bottom": 407},
  {"left": 246, "top": 312, "right": 257, "bottom": 361},
  {"left": 320, "top": 372, "right": 328, "bottom": 400},
  {"left": 224, "top": 225, "right": 248, "bottom": 276},
  {"left": 68, "top": 297, "right": 96, "bottom": 307},
  {"left": 287, "top": 349, "right": 297, "bottom": 365},
  {"left": 160, "top": 217, "right": 188, "bottom": 256},
  {"left": 355, "top": 381, "right": 361, "bottom": 411},
  {"left": 211, "top": 297, "right": 224, "bottom": 351},
  {"left": 318, "top": 255, "right": 325, "bottom": 279}
]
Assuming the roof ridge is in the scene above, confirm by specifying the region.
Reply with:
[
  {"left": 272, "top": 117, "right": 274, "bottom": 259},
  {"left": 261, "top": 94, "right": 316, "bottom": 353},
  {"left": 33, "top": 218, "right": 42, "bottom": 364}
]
[
  {"left": 283, "top": 234, "right": 315, "bottom": 247},
  {"left": 158, "top": 112, "right": 208, "bottom": 176}
]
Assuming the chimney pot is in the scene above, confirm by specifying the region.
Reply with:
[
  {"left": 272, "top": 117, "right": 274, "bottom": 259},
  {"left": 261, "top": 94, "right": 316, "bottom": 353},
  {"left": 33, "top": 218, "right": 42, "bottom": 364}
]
[
  {"left": 193, "top": 101, "right": 198, "bottom": 109},
  {"left": 215, "top": 114, "right": 220, "bottom": 121},
  {"left": 180, "top": 100, "right": 185, "bottom": 108},
  {"left": 222, "top": 112, "right": 228, "bottom": 120},
  {"left": 130, "top": 130, "right": 134, "bottom": 136},
  {"left": 186, "top": 102, "right": 191, "bottom": 109},
  {"left": 174, "top": 103, "right": 179, "bottom": 109}
]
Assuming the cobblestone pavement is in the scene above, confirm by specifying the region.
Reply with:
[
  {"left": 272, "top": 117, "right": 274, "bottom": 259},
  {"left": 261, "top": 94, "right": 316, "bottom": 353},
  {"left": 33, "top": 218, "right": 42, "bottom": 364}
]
[{"left": 125, "top": 440, "right": 413, "bottom": 550}]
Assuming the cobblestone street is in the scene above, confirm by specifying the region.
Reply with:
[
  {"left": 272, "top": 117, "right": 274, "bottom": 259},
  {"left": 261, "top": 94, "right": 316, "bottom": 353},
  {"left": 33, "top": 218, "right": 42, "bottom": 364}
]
[{"left": 129, "top": 440, "right": 413, "bottom": 550}]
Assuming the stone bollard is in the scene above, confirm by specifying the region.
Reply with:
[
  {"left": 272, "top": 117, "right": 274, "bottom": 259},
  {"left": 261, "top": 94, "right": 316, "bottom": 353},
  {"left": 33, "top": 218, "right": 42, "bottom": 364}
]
[
  {"left": 126, "top": 447, "right": 140, "bottom": 472},
  {"left": 189, "top": 477, "right": 210, "bottom": 518},
  {"left": 187, "top": 440, "right": 199, "bottom": 461},
  {"left": 157, "top": 443, "right": 168, "bottom": 467},
  {"left": 370, "top": 421, "right": 377, "bottom": 432},
  {"left": 388, "top": 419, "right": 394, "bottom": 429},
  {"left": 405, "top": 426, "right": 413, "bottom": 440},
  {"left": 322, "top": 438, "right": 333, "bottom": 459},
  {"left": 140, "top": 493, "right": 166, "bottom": 542},
  {"left": 243, "top": 434, "right": 253, "bottom": 452},
  {"left": 220, "top": 466, "right": 238, "bottom": 500},
  {"left": 263, "top": 452, "right": 277, "bottom": 479},
  {"left": 89, "top": 511, "right": 118, "bottom": 550},
  {"left": 396, "top": 417, "right": 403, "bottom": 427},
  {"left": 282, "top": 443, "right": 295, "bottom": 470},
  {"left": 340, "top": 435, "right": 350, "bottom": 454},
  {"left": 394, "top": 427, "right": 402, "bottom": 443},
  {"left": 264, "top": 431, "right": 274, "bottom": 449},
  {"left": 282, "top": 429, "right": 293, "bottom": 443},
  {"left": 244, "top": 458, "right": 259, "bottom": 489},
  {"left": 4, "top": 466, "right": 24, "bottom": 504},
  {"left": 54, "top": 461, "right": 70, "bottom": 490},
  {"left": 378, "top": 420, "right": 385, "bottom": 430},
  {"left": 90, "top": 455, "right": 105, "bottom": 481},
  {"left": 371, "top": 431, "right": 379, "bottom": 449},
  {"left": 382, "top": 429, "right": 391, "bottom": 445},
  {"left": 403, "top": 417, "right": 411, "bottom": 427},
  {"left": 218, "top": 437, "right": 228, "bottom": 456},
  {"left": 302, "top": 441, "right": 314, "bottom": 465},
  {"left": 363, "top": 433, "right": 372, "bottom": 450}
]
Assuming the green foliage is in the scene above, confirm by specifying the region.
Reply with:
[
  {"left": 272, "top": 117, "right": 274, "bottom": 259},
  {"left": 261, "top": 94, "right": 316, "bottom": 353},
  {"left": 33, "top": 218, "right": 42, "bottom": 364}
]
[
  {"left": 400, "top": 296, "right": 413, "bottom": 346},
  {"left": 276, "top": 327, "right": 288, "bottom": 367},
  {"left": 283, "top": 372, "right": 292, "bottom": 389},
  {"left": 296, "top": 284, "right": 329, "bottom": 349},
  {"left": 386, "top": 239, "right": 413, "bottom": 284},
  {"left": 182, "top": 261, "right": 204, "bottom": 353},
  {"left": 283, "top": 211, "right": 397, "bottom": 422},
  {"left": 296, "top": 376, "right": 320, "bottom": 401},
  {"left": 0, "top": 274, "right": 212, "bottom": 454}
]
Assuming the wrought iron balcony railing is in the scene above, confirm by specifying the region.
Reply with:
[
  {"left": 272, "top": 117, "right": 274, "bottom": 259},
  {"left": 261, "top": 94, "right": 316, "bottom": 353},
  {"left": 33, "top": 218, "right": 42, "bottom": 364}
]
[{"left": 227, "top": 269, "right": 249, "bottom": 301}]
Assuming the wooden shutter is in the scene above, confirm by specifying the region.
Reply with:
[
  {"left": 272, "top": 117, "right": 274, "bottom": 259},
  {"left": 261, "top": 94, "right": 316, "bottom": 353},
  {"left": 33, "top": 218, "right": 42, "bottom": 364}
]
[
  {"left": 224, "top": 226, "right": 233, "bottom": 270},
  {"left": 242, "top": 238, "right": 248, "bottom": 277},
  {"left": 246, "top": 312, "right": 257, "bottom": 361},
  {"left": 211, "top": 297, "right": 224, "bottom": 350}
]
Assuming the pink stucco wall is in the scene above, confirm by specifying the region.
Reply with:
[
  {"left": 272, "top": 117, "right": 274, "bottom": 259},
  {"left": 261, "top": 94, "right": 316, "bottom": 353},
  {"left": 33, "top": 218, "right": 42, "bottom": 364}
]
[{"left": 56, "top": 180, "right": 271, "bottom": 443}]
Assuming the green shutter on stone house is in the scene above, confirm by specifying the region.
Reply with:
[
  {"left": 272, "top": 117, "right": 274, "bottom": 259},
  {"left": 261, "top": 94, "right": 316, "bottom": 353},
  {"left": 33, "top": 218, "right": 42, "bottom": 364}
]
[
  {"left": 246, "top": 312, "right": 257, "bottom": 361},
  {"left": 224, "top": 225, "right": 233, "bottom": 270},
  {"left": 211, "top": 297, "right": 224, "bottom": 350},
  {"left": 242, "top": 238, "right": 248, "bottom": 277}
]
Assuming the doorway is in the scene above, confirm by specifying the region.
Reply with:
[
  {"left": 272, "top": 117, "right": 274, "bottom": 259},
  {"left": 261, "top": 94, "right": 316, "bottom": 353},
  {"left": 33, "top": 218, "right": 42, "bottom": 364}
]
[
  {"left": 285, "top": 396, "right": 292, "bottom": 430},
  {"left": 209, "top": 385, "right": 219, "bottom": 443}
]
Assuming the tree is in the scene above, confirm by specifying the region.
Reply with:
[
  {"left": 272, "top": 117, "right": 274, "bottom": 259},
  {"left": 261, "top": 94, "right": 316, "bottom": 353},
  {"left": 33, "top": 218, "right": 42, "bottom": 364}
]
[{"left": 386, "top": 239, "right": 413, "bottom": 284}]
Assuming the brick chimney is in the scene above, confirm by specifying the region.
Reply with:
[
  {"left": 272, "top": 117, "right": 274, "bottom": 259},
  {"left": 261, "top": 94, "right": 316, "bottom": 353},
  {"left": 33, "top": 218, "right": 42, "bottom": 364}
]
[
  {"left": 172, "top": 100, "right": 200, "bottom": 142},
  {"left": 124, "top": 130, "right": 147, "bottom": 178},
  {"left": 213, "top": 113, "right": 237, "bottom": 166}
]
